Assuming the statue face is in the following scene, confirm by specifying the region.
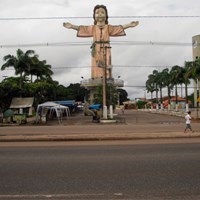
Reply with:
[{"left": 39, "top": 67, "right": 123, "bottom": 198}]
[{"left": 94, "top": 7, "right": 106, "bottom": 23}]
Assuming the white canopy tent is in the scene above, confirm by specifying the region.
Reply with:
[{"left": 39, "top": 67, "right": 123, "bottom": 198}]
[{"left": 36, "top": 102, "right": 70, "bottom": 123}]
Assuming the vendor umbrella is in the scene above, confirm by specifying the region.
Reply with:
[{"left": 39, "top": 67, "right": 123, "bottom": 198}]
[{"left": 4, "top": 109, "right": 14, "bottom": 118}]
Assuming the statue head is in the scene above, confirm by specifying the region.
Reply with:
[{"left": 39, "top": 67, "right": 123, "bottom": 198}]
[{"left": 93, "top": 5, "right": 108, "bottom": 25}]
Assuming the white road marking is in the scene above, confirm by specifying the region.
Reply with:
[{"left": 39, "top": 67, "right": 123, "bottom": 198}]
[{"left": 0, "top": 193, "right": 105, "bottom": 199}]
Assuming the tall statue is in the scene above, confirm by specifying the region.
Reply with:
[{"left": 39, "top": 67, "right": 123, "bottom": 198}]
[{"left": 63, "top": 4, "right": 139, "bottom": 79}]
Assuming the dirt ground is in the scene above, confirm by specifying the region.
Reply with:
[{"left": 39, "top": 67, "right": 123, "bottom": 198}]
[{"left": 29, "top": 109, "right": 187, "bottom": 126}]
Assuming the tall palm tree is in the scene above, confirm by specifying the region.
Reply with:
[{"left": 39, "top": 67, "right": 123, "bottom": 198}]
[
  {"left": 156, "top": 71, "right": 166, "bottom": 109},
  {"left": 146, "top": 70, "right": 159, "bottom": 109},
  {"left": 183, "top": 61, "right": 191, "bottom": 111},
  {"left": 29, "top": 59, "right": 53, "bottom": 81},
  {"left": 146, "top": 74, "right": 155, "bottom": 100},
  {"left": 23, "top": 53, "right": 39, "bottom": 83},
  {"left": 1, "top": 49, "right": 36, "bottom": 92},
  {"left": 161, "top": 68, "right": 173, "bottom": 110},
  {"left": 152, "top": 70, "right": 159, "bottom": 107},
  {"left": 185, "top": 58, "right": 200, "bottom": 108},
  {"left": 170, "top": 65, "right": 184, "bottom": 111}
]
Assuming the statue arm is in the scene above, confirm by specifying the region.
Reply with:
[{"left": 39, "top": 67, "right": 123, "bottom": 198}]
[
  {"left": 122, "top": 21, "right": 139, "bottom": 30},
  {"left": 63, "top": 22, "right": 79, "bottom": 31}
]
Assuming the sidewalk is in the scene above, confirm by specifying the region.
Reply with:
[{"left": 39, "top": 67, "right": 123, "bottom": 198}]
[{"left": 0, "top": 110, "right": 200, "bottom": 142}]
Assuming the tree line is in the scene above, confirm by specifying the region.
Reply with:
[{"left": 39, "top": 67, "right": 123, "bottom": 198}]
[
  {"left": 145, "top": 58, "right": 200, "bottom": 110},
  {"left": 0, "top": 49, "right": 128, "bottom": 111}
]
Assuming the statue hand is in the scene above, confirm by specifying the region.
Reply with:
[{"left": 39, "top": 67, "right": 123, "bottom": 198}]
[
  {"left": 63, "top": 22, "right": 73, "bottom": 29},
  {"left": 130, "top": 21, "right": 139, "bottom": 27}
]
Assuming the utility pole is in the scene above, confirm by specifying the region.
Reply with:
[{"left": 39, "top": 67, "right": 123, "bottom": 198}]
[
  {"left": 101, "top": 44, "right": 108, "bottom": 119},
  {"left": 102, "top": 42, "right": 112, "bottom": 119}
]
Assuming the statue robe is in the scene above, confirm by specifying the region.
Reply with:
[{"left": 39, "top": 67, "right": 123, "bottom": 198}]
[{"left": 77, "top": 24, "right": 126, "bottom": 78}]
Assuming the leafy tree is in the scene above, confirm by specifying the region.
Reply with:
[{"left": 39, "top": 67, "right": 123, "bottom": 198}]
[
  {"left": 136, "top": 100, "right": 147, "bottom": 109},
  {"left": 0, "top": 77, "right": 21, "bottom": 110},
  {"left": 117, "top": 88, "right": 129, "bottom": 105},
  {"left": 67, "top": 83, "right": 89, "bottom": 102},
  {"left": 93, "top": 84, "right": 125, "bottom": 107}
]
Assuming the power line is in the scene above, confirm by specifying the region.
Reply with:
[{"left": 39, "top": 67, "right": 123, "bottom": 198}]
[
  {"left": 0, "top": 42, "right": 91, "bottom": 48},
  {"left": 1, "top": 65, "right": 181, "bottom": 71},
  {"left": 111, "top": 65, "right": 179, "bottom": 68},
  {"left": 0, "top": 15, "right": 200, "bottom": 21},
  {"left": 113, "top": 41, "right": 193, "bottom": 46},
  {"left": 52, "top": 65, "right": 178, "bottom": 69},
  {"left": 124, "top": 85, "right": 196, "bottom": 89},
  {"left": 124, "top": 85, "right": 146, "bottom": 88},
  {"left": 0, "top": 40, "right": 195, "bottom": 48}
]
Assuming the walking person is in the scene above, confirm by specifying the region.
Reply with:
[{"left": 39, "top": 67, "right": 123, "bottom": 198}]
[{"left": 184, "top": 111, "right": 194, "bottom": 133}]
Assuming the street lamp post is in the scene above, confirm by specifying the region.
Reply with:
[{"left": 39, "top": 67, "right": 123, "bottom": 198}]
[{"left": 100, "top": 41, "right": 112, "bottom": 119}]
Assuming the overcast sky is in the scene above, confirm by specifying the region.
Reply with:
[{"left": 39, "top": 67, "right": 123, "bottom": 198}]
[{"left": 0, "top": 0, "right": 200, "bottom": 99}]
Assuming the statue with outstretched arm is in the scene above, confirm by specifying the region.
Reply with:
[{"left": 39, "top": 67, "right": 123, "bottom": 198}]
[{"left": 63, "top": 4, "right": 139, "bottom": 79}]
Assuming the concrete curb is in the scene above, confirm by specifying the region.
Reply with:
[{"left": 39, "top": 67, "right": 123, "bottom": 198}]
[{"left": 1, "top": 132, "right": 200, "bottom": 142}]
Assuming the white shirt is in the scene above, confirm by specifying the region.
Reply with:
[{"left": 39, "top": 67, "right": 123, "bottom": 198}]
[{"left": 185, "top": 114, "right": 191, "bottom": 124}]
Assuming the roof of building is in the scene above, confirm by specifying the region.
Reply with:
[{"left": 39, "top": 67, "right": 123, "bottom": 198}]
[{"left": 10, "top": 97, "right": 34, "bottom": 109}]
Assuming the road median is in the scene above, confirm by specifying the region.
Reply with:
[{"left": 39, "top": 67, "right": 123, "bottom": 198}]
[{"left": 1, "top": 131, "right": 200, "bottom": 142}]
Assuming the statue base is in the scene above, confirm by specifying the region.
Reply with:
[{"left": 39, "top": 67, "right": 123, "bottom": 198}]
[{"left": 100, "top": 119, "right": 117, "bottom": 124}]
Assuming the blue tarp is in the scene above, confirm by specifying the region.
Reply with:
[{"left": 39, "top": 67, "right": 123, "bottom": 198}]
[
  {"left": 55, "top": 100, "right": 76, "bottom": 107},
  {"left": 89, "top": 104, "right": 102, "bottom": 110}
]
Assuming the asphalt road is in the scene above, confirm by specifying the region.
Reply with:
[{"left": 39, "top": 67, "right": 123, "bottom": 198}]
[{"left": 0, "top": 139, "right": 200, "bottom": 200}]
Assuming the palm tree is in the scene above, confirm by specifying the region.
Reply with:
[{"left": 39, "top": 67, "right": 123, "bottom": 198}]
[
  {"left": 161, "top": 68, "right": 173, "bottom": 110},
  {"left": 152, "top": 70, "right": 159, "bottom": 108},
  {"left": 185, "top": 58, "right": 200, "bottom": 108},
  {"left": 170, "top": 65, "right": 184, "bottom": 111},
  {"left": 183, "top": 61, "right": 191, "bottom": 111},
  {"left": 146, "top": 75, "right": 155, "bottom": 100},
  {"left": 30, "top": 59, "right": 53, "bottom": 81},
  {"left": 156, "top": 71, "right": 166, "bottom": 109},
  {"left": 1, "top": 49, "right": 36, "bottom": 92},
  {"left": 23, "top": 53, "right": 39, "bottom": 83},
  {"left": 146, "top": 71, "right": 159, "bottom": 109}
]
